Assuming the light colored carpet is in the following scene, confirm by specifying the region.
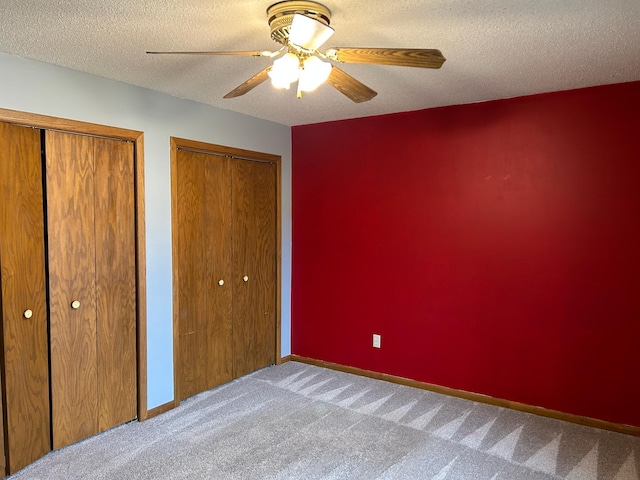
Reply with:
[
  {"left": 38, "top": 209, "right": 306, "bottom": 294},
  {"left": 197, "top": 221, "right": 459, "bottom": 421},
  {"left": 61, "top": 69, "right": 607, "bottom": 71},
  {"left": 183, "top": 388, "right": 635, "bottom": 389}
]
[{"left": 10, "top": 361, "right": 640, "bottom": 479}]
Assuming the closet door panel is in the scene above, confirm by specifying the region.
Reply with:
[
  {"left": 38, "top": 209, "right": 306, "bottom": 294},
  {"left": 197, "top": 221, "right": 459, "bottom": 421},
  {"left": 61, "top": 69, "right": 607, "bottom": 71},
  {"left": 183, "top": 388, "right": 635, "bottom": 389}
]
[
  {"left": 46, "top": 131, "right": 99, "bottom": 449},
  {"left": 0, "top": 122, "right": 50, "bottom": 473},
  {"left": 94, "top": 137, "right": 137, "bottom": 432},
  {"left": 203, "top": 153, "right": 233, "bottom": 389},
  {"left": 176, "top": 150, "right": 208, "bottom": 399},
  {"left": 232, "top": 160, "right": 276, "bottom": 378},
  {"left": 175, "top": 150, "right": 233, "bottom": 399}
]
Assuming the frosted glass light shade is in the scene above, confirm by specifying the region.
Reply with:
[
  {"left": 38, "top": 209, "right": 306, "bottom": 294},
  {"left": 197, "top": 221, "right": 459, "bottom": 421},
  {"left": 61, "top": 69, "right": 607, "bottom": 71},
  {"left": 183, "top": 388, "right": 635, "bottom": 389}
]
[
  {"left": 268, "top": 53, "right": 300, "bottom": 89},
  {"left": 298, "top": 56, "right": 332, "bottom": 92},
  {"left": 289, "top": 14, "right": 335, "bottom": 51}
]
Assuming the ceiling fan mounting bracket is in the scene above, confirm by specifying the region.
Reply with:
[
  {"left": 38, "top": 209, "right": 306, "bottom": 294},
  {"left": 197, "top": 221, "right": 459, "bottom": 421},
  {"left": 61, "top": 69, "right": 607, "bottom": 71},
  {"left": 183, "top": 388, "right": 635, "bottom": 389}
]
[{"left": 267, "top": 1, "right": 332, "bottom": 46}]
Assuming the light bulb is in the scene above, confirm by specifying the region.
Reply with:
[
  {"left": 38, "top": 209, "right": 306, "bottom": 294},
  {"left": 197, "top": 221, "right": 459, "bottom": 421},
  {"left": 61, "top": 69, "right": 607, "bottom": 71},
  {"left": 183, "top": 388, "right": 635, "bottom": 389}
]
[
  {"left": 268, "top": 53, "right": 300, "bottom": 89},
  {"left": 298, "top": 56, "right": 332, "bottom": 92}
]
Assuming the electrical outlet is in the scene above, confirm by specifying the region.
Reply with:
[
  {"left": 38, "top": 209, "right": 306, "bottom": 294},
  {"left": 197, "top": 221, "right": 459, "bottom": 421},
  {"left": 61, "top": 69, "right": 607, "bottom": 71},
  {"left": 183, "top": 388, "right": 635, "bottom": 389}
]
[{"left": 373, "top": 334, "right": 381, "bottom": 348}]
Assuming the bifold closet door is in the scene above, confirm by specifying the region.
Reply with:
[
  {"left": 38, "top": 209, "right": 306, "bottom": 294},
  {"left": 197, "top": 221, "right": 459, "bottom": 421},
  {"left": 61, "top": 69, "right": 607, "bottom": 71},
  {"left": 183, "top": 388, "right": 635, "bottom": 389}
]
[
  {"left": 232, "top": 159, "right": 276, "bottom": 378},
  {"left": 0, "top": 122, "right": 50, "bottom": 474},
  {"left": 46, "top": 132, "right": 98, "bottom": 449},
  {"left": 93, "top": 137, "right": 137, "bottom": 432},
  {"left": 175, "top": 150, "right": 233, "bottom": 400},
  {"left": 175, "top": 147, "right": 277, "bottom": 399},
  {"left": 46, "top": 131, "right": 136, "bottom": 450}
]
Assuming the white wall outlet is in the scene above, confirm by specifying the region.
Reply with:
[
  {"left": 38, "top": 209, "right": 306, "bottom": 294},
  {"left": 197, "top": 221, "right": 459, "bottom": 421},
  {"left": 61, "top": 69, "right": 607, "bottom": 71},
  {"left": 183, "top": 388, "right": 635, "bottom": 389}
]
[{"left": 373, "top": 333, "right": 381, "bottom": 348}]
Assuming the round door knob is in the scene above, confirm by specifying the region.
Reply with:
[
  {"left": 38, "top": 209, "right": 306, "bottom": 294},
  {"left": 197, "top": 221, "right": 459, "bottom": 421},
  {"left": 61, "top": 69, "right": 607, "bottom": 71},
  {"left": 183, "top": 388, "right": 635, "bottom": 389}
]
[
  {"left": 218, "top": 279, "right": 224, "bottom": 286},
  {"left": 243, "top": 275, "right": 249, "bottom": 282},
  {"left": 23, "top": 309, "right": 33, "bottom": 319},
  {"left": 71, "top": 300, "right": 81, "bottom": 309}
]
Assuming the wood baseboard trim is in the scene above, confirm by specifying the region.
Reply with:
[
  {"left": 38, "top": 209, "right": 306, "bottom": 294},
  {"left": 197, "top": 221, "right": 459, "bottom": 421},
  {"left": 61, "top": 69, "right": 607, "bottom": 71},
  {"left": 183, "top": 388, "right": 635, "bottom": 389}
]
[
  {"left": 290, "top": 355, "right": 640, "bottom": 437},
  {"left": 278, "top": 355, "right": 292, "bottom": 365},
  {"left": 145, "top": 400, "right": 177, "bottom": 420}
]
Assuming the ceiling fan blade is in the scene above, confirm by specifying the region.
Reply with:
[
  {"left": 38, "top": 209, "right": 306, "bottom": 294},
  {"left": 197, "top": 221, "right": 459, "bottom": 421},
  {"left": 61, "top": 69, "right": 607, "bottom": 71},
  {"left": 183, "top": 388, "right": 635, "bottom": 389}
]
[
  {"left": 325, "top": 66, "right": 377, "bottom": 103},
  {"left": 326, "top": 48, "right": 446, "bottom": 69},
  {"left": 147, "top": 50, "right": 274, "bottom": 57},
  {"left": 223, "top": 67, "right": 271, "bottom": 99},
  {"left": 289, "top": 14, "right": 335, "bottom": 51}
]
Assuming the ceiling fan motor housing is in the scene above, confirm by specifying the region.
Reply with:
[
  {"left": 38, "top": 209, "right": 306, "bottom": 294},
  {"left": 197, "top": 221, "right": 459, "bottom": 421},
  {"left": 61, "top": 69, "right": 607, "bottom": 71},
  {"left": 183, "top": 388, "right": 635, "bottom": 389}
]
[{"left": 267, "top": 1, "right": 332, "bottom": 46}]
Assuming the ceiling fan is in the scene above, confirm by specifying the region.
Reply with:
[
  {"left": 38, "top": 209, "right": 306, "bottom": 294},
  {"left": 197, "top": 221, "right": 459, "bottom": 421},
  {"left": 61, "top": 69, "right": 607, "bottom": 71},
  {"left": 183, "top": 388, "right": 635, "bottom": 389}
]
[{"left": 147, "top": 1, "right": 446, "bottom": 103}]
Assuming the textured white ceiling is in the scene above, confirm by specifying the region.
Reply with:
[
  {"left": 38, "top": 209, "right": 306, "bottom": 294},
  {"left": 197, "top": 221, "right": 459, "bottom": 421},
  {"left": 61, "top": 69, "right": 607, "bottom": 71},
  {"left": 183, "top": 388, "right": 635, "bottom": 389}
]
[{"left": 0, "top": 0, "right": 639, "bottom": 126}]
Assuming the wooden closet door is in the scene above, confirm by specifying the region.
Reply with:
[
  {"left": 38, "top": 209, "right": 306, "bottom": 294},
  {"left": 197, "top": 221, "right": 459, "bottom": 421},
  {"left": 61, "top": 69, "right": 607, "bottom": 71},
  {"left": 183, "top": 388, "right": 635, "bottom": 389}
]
[
  {"left": 93, "top": 137, "right": 137, "bottom": 432},
  {"left": 47, "top": 132, "right": 138, "bottom": 448},
  {"left": 46, "top": 131, "right": 99, "bottom": 449},
  {"left": 0, "top": 122, "right": 50, "bottom": 474},
  {"left": 175, "top": 150, "right": 233, "bottom": 400},
  {"left": 232, "top": 159, "right": 277, "bottom": 378}
]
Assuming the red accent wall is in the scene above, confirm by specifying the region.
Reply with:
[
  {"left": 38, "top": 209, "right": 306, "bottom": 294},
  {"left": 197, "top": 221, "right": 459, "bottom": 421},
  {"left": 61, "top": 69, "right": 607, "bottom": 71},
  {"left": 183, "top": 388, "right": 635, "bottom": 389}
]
[{"left": 291, "top": 81, "right": 640, "bottom": 428}]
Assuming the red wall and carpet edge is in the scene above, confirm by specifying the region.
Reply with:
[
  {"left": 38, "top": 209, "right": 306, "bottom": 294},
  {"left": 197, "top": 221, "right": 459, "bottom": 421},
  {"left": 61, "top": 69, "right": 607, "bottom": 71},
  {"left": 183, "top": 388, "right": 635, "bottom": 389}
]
[{"left": 291, "top": 81, "right": 640, "bottom": 428}]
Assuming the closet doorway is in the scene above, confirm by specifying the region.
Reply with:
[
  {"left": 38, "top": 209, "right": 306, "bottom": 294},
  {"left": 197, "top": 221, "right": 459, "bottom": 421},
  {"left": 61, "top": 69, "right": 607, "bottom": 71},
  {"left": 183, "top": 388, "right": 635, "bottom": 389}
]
[
  {"left": 171, "top": 137, "right": 281, "bottom": 402},
  {"left": 0, "top": 108, "right": 147, "bottom": 476}
]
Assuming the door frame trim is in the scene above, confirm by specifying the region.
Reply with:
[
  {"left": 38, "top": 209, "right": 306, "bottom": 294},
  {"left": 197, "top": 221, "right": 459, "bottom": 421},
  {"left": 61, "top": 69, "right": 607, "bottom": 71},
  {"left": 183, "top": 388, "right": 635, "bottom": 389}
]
[
  {"left": 170, "top": 136, "right": 282, "bottom": 406},
  {"left": 0, "top": 108, "right": 149, "bottom": 421}
]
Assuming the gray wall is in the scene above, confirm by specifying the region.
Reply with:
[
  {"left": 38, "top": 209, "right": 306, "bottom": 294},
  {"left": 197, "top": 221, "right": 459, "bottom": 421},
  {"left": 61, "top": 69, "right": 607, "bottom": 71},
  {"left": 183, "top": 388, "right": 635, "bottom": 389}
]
[{"left": 0, "top": 52, "right": 292, "bottom": 410}]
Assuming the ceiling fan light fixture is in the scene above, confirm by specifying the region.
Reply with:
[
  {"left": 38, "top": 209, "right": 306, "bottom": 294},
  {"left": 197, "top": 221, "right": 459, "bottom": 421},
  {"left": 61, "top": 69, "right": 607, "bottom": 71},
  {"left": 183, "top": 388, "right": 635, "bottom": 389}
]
[
  {"left": 267, "top": 1, "right": 332, "bottom": 46},
  {"left": 149, "top": 1, "right": 444, "bottom": 102},
  {"left": 268, "top": 52, "right": 300, "bottom": 88},
  {"left": 298, "top": 55, "right": 332, "bottom": 92},
  {"left": 289, "top": 13, "right": 335, "bottom": 51}
]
